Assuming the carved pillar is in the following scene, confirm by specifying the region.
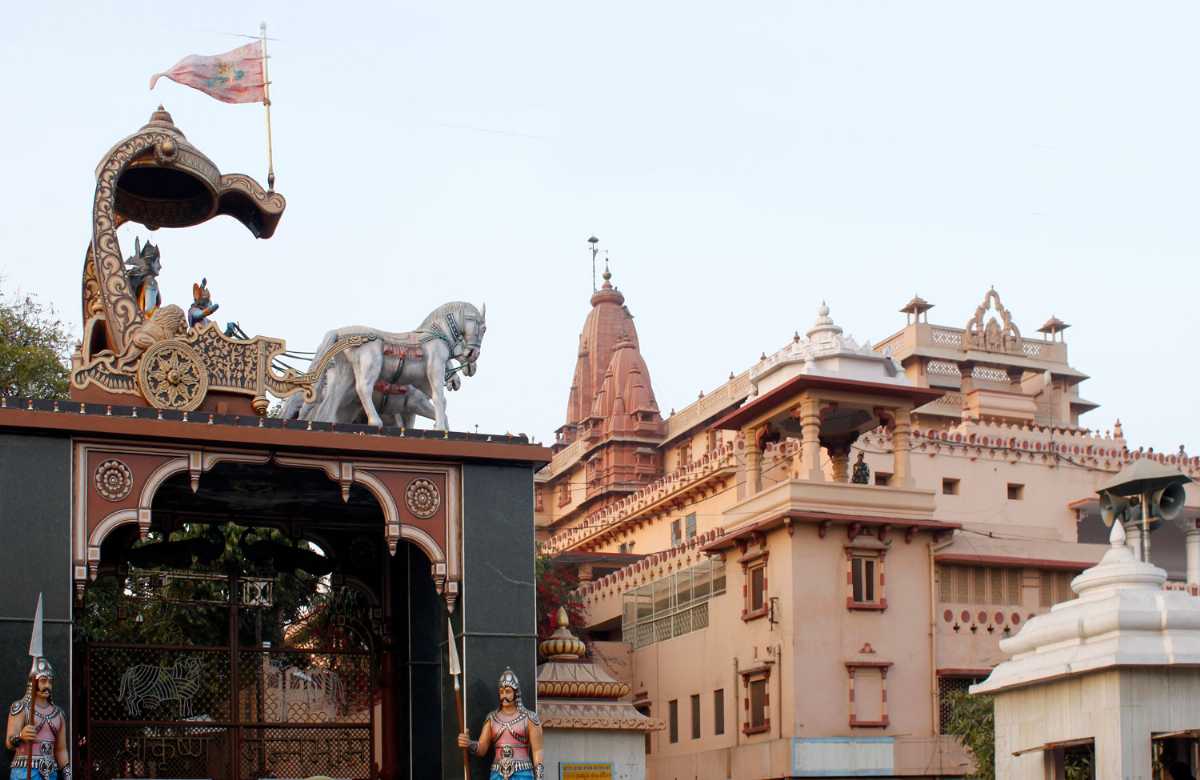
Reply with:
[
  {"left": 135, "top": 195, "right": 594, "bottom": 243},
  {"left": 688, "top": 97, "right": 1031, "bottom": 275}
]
[
  {"left": 1187, "top": 527, "right": 1200, "bottom": 592},
  {"left": 798, "top": 396, "right": 824, "bottom": 482},
  {"left": 744, "top": 426, "right": 763, "bottom": 495},
  {"left": 892, "top": 408, "right": 913, "bottom": 488},
  {"left": 827, "top": 440, "right": 852, "bottom": 483}
]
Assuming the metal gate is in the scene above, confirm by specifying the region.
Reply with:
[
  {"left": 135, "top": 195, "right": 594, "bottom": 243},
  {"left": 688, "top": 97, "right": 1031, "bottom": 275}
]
[{"left": 83, "top": 570, "right": 376, "bottom": 780}]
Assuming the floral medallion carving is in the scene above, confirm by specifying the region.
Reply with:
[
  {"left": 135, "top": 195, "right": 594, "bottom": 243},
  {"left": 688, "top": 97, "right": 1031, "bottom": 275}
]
[
  {"left": 138, "top": 340, "right": 209, "bottom": 411},
  {"left": 94, "top": 459, "right": 133, "bottom": 502},
  {"left": 405, "top": 478, "right": 441, "bottom": 519}
]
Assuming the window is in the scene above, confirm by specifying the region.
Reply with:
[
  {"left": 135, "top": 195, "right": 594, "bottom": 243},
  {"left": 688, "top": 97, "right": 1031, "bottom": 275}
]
[
  {"left": 685, "top": 512, "right": 697, "bottom": 540},
  {"left": 938, "top": 674, "right": 986, "bottom": 732},
  {"left": 942, "top": 477, "right": 960, "bottom": 495},
  {"left": 668, "top": 699, "right": 678, "bottom": 743},
  {"left": 1007, "top": 482, "right": 1024, "bottom": 500},
  {"left": 1039, "top": 571, "right": 1052, "bottom": 607},
  {"left": 671, "top": 519, "right": 682, "bottom": 547},
  {"left": 874, "top": 471, "right": 893, "bottom": 486},
  {"left": 938, "top": 565, "right": 1025, "bottom": 605},
  {"left": 742, "top": 557, "right": 769, "bottom": 620},
  {"left": 846, "top": 549, "right": 886, "bottom": 610},
  {"left": 713, "top": 689, "right": 725, "bottom": 735},
  {"left": 690, "top": 694, "right": 700, "bottom": 739},
  {"left": 852, "top": 556, "right": 876, "bottom": 604},
  {"left": 618, "top": 541, "right": 634, "bottom": 554},
  {"left": 741, "top": 671, "right": 770, "bottom": 735},
  {"left": 557, "top": 480, "right": 570, "bottom": 506},
  {"left": 846, "top": 663, "right": 892, "bottom": 728},
  {"left": 621, "top": 559, "right": 726, "bottom": 648}
]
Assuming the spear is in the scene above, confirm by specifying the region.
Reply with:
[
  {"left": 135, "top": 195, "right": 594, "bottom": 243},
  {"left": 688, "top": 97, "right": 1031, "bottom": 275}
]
[
  {"left": 25, "top": 594, "right": 43, "bottom": 780},
  {"left": 447, "top": 619, "right": 470, "bottom": 780}
]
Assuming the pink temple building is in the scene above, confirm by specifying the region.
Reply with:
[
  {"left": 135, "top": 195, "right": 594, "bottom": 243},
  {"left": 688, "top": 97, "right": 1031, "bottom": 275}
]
[{"left": 535, "top": 276, "right": 1200, "bottom": 779}]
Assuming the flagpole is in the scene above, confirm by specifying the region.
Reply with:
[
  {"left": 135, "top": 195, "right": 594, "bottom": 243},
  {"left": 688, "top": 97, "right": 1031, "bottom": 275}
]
[{"left": 260, "top": 21, "right": 276, "bottom": 190}]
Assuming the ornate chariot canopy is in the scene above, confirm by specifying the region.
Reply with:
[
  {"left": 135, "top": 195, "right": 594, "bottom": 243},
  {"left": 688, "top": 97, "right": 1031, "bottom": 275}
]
[{"left": 72, "top": 107, "right": 343, "bottom": 415}]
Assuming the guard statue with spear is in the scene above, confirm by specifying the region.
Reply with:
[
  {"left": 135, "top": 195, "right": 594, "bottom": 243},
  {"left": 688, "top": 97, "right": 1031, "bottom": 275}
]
[
  {"left": 4, "top": 595, "right": 69, "bottom": 780},
  {"left": 454, "top": 661, "right": 544, "bottom": 780}
]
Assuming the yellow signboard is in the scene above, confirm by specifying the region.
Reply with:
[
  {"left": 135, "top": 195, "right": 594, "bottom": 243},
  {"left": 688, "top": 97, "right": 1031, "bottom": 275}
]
[{"left": 559, "top": 763, "right": 613, "bottom": 780}]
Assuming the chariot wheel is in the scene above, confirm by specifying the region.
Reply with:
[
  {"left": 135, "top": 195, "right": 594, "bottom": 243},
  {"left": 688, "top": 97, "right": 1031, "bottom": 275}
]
[{"left": 137, "top": 339, "right": 209, "bottom": 412}]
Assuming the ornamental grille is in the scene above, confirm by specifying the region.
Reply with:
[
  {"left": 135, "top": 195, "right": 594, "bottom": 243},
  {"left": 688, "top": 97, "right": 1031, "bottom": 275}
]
[
  {"left": 83, "top": 574, "right": 377, "bottom": 780},
  {"left": 938, "top": 675, "right": 987, "bottom": 732}
]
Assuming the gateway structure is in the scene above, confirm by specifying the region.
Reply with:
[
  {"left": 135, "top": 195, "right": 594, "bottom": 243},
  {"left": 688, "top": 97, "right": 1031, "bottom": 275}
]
[
  {"left": 536, "top": 275, "right": 1200, "bottom": 778},
  {"left": 0, "top": 107, "right": 549, "bottom": 780}
]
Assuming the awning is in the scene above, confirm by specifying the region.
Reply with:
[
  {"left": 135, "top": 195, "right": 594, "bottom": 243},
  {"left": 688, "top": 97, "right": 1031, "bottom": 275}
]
[{"left": 1012, "top": 737, "right": 1093, "bottom": 757}]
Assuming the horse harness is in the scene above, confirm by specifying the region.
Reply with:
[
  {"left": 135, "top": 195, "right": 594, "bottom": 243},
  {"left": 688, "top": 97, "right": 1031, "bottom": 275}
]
[{"left": 373, "top": 341, "right": 424, "bottom": 403}]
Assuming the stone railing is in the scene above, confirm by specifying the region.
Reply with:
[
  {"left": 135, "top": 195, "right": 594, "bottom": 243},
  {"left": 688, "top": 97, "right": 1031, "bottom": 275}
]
[
  {"left": 664, "top": 371, "right": 752, "bottom": 442},
  {"left": 859, "top": 418, "right": 1200, "bottom": 478},
  {"left": 930, "top": 328, "right": 963, "bottom": 347},
  {"left": 577, "top": 528, "right": 725, "bottom": 601},
  {"left": 542, "top": 444, "right": 738, "bottom": 554}
]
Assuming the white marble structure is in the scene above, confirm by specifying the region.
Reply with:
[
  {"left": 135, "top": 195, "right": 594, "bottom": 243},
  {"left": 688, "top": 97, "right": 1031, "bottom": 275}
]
[{"left": 973, "top": 521, "right": 1200, "bottom": 778}]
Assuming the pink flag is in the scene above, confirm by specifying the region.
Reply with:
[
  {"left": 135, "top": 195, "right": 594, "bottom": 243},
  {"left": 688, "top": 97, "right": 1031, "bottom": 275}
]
[{"left": 150, "top": 41, "right": 266, "bottom": 104}]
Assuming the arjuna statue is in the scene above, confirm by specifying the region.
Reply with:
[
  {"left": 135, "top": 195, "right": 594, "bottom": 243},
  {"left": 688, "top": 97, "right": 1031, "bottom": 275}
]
[{"left": 458, "top": 667, "right": 544, "bottom": 780}]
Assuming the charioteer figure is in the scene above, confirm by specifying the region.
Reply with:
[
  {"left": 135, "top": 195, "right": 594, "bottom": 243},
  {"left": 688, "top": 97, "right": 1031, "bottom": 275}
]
[
  {"left": 457, "top": 667, "right": 544, "bottom": 780},
  {"left": 5, "top": 596, "right": 69, "bottom": 780},
  {"left": 187, "top": 278, "right": 220, "bottom": 328}
]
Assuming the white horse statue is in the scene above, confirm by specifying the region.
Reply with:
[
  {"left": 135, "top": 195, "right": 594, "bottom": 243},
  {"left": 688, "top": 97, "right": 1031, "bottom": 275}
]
[{"left": 283, "top": 302, "right": 485, "bottom": 430}]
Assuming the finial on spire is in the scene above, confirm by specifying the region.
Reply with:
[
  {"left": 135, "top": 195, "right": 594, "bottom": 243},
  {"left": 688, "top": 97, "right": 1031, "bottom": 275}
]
[{"left": 1110, "top": 519, "right": 1127, "bottom": 547}]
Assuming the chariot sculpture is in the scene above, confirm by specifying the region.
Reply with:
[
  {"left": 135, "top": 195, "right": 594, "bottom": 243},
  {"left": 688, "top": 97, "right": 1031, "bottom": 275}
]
[{"left": 70, "top": 107, "right": 483, "bottom": 425}]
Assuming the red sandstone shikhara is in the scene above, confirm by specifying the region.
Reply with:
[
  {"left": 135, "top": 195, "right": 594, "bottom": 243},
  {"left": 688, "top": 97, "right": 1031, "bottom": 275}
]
[{"left": 150, "top": 42, "right": 266, "bottom": 104}]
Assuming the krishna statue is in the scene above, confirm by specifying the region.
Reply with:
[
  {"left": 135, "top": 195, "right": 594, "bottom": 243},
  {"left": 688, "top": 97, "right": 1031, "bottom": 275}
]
[{"left": 458, "top": 667, "right": 544, "bottom": 780}]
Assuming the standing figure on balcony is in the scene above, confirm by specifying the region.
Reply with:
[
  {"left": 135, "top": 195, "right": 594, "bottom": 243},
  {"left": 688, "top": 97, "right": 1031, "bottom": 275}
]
[
  {"left": 125, "top": 237, "right": 162, "bottom": 316},
  {"left": 457, "top": 667, "right": 544, "bottom": 780},
  {"left": 851, "top": 451, "right": 870, "bottom": 484}
]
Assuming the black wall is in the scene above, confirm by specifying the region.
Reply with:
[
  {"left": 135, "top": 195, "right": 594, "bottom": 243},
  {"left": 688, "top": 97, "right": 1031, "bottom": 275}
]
[
  {"left": 446, "top": 463, "right": 538, "bottom": 780},
  {"left": 0, "top": 433, "right": 73, "bottom": 762}
]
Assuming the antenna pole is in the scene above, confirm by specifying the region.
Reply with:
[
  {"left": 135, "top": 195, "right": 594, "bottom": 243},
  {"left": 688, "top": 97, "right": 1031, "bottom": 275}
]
[
  {"left": 588, "top": 235, "right": 599, "bottom": 291},
  {"left": 260, "top": 21, "right": 276, "bottom": 190}
]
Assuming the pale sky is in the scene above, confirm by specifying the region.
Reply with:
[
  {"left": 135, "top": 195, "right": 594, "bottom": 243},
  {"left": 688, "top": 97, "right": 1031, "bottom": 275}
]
[{"left": 2, "top": 1, "right": 1196, "bottom": 451}]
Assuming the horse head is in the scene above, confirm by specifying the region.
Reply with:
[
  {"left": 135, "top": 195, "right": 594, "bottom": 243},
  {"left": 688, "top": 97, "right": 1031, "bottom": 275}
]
[{"left": 423, "top": 302, "right": 486, "bottom": 377}]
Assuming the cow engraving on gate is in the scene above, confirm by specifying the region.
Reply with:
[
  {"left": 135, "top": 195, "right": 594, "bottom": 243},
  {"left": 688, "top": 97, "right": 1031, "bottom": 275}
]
[{"left": 119, "top": 656, "right": 203, "bottom": 717}]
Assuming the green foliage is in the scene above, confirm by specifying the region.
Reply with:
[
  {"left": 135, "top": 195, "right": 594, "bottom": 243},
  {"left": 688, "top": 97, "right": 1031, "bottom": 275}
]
[
  {"left": 535, "top": 550, "right": 586, "bottom": 643},
  {"left": 0, "top": 285, "right": 72, "bottom": 399},
  {"left": 77, "top": 523, "right": 327, "bottom": 649},
  {"left": 943, "top": 690, "right": 995, "bottom": 780}
]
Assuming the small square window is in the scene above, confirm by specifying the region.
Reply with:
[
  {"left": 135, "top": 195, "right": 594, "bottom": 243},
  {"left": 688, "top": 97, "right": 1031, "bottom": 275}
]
[
  {"left": 1007, "top": 483, "right": 1024, "bottom": 500},
  {"left": 874, "top": 472, "right": 893, "bottom": 487},
  {"left": 942, "top": 478, "right": 960, "bottom": 495}
]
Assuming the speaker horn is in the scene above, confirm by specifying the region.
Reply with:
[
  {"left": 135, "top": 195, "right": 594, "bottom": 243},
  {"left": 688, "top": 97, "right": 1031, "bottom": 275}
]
[
  {"left": 1151, "top": 482, "right": 1188, "bottom": 522},
  {"left": 1099, "top": 490, "right": 1131, "bottom": 528}
]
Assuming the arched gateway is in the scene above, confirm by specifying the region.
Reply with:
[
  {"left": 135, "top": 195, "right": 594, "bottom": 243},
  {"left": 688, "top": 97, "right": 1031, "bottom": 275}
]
[{"left": 0, "top": 107, "right": 548, "bottom": 780}]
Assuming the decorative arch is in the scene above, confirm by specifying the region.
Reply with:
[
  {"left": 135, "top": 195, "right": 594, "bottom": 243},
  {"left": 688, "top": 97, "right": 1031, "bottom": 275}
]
[{"left": 273, "top": 454, "right": 461, "bottom": 612}]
